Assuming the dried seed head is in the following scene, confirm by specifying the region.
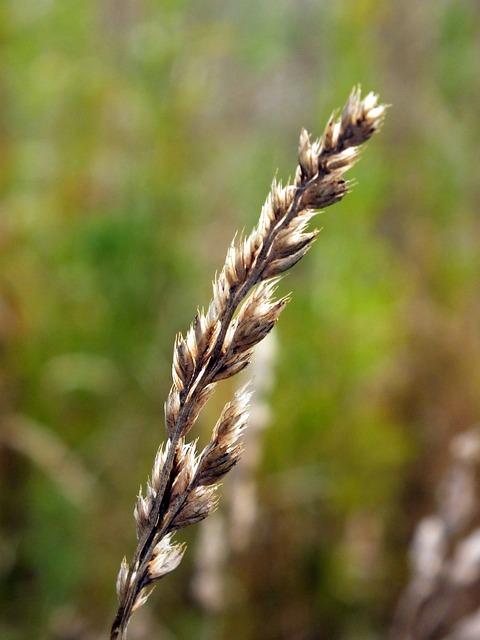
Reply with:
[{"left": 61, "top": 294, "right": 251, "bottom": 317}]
[
  {"left": 116, "top": 557, "right": 130, "bottom": 601},
  {"left": 325, "top": 146, "right": 359, "bottom": 172},
  {"left": 171, "top": 484, "right": 219, "bottom": 530},
  {"left": 274, "top": 227, "right": 319, "bottom": 261},
  {"left": 263, "top": 210, "right": 320, "bottom": 278},
  {"left": 298, "top": 127, "right": 319, "bottom": 180},
  {"left": 258, "top": 185, "right": 277, "bottom": 235},
  {"left": 226, "top": 280, "right": 288, "bottom": 354},
  {"left": 172, "top": 333, "right": 195, "bottom": 390},
  {"left": 196, "top": 385, "right": 251, "bottom": 486},
  {"left": 170, "top": 309, "right": 219, "bottom": 411},
  {"left": 208, "top": 221, "right": 264, "bottom": 324},
  {"left": 262, "top": 248, "right": 312, "bottom": 279},
  {"left": 337, "top": 86, "right": 386, "bottom": 149},
  {"left": 170, "top": 442, "right": 198, "bottom": 502},
  {"left": 132, "top": 586, "right": 155, "bottom": 613},
  {"left": 181, "top": 382, "right": 216, "bottom": 436},
  {"left": 134, "top": 488, "right": 152, "bottom": 538},
  {"left": 151, "top": 441, "right": 170, "bottom": 493},
  {"left": 208, "top": 270, "right": 231, "bottom": 322},
  {"left": 213, "top": 349, "right": 253, "bottom": 382},
  {"left": 147, "top": 533, "right": 186, "bottom": 581},
  {"left": 187, "top": 310, "right": 219, "bottom": 367},
  {"left": 146, "top": 481, "right": 156, "bottom": 503},
  {"left": 113, "top": 87, "right": 386, "bottom": 637},
  {"left": 274, "top": 183, "right": 296, "bottom": 216},
  {"left": 299, "top": 175, "right": 349, "bottom": 211},
  {"left": 165, "top": 385, "right": 181, "bottom": 437},
  {"left": 321, "top": 114, "right": 340, "bottom": 153}
]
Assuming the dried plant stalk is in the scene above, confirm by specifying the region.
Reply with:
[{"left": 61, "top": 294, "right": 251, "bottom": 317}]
[
  {"left": 110, "top": 87, "right": 386, "bottom": 639},
  {"left": 390, "top": 428, "right": 480, "bottom": 640}
]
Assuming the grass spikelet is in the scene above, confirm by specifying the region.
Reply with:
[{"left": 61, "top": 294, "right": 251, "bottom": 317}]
[{"left": 110, "top": 87, "right": 386, "bottom": 639}]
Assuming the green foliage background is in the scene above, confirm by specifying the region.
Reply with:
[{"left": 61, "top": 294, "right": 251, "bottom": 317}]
[{"left": 1, "top": 1, "right": 479, "bottom": 638}]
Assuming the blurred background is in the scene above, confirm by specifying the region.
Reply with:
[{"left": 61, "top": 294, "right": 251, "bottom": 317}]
[{"left": 1, "top": 1, "right": 480, "bottom": 638}]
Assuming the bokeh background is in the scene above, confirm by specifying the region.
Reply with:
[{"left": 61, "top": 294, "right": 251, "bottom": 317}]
[{"left": 1, "top": 1, "right": 480, "bottom": 638}]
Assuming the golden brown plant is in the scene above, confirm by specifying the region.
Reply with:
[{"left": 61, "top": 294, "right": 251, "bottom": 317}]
[{"left": 110, "top": 87, "right": 386, "bottom": 639}]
